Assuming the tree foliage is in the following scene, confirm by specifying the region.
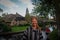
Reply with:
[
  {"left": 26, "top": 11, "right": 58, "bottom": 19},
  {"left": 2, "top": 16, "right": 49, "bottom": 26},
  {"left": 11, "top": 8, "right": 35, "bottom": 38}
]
[
  {"left": 31, "top": 0, "right": 55, "bottom": 18},
  {"left": 0, "top": 22, "right": 11, "bottom": 32},
  {"left": 2, "top": 13, "right": 7, "bottom": 17},
  {"left": 0, "top": 8, "right": 3, "bottom": 12},
  {"left": 49, "top": 29, "right": 58, "bottom": 40},
  {"left": 25, "top": 8, "right": 31, "bottom": 23}
]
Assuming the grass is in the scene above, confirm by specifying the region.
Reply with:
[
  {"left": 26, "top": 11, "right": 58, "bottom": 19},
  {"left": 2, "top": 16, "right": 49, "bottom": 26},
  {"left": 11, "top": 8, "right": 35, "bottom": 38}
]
[{"left": 11, "top": 26, "right": 28, "bottom": 32}]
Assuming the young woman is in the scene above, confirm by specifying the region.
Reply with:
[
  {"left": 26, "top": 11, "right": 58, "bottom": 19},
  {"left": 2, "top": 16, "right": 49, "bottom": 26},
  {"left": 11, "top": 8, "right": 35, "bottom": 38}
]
[{"left": 23, "top": 16, "right": 43, "bottom": 40}]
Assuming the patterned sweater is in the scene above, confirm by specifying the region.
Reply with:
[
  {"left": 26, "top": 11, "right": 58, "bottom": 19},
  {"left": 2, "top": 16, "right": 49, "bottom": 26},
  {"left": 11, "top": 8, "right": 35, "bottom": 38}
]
[{"left": 22, "top": 26, "right": 43, "bottom": 40}]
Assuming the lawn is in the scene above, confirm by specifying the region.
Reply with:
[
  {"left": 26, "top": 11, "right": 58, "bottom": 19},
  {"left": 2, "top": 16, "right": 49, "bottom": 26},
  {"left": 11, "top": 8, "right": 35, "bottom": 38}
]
[{"left": 11, "top": 26, "right": 28, "bottom": 32}]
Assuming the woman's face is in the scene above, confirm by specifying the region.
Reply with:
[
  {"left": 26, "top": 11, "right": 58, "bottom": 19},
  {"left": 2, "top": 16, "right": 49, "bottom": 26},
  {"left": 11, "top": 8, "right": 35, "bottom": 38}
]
[{"left": 32, "top": 18, "right": 38, "bottom": 27}]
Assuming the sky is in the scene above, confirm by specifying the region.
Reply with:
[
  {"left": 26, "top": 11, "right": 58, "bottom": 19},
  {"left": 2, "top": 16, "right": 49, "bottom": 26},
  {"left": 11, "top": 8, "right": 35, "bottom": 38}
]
[{"left": 0, "top": 0, "right": 34, "bottom": 16}]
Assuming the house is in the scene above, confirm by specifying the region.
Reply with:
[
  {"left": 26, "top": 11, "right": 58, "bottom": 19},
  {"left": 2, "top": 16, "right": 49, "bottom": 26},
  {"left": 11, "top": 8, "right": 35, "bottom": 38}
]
[{"left": 2, "top": 13, "right": 27, "bottom": 26}]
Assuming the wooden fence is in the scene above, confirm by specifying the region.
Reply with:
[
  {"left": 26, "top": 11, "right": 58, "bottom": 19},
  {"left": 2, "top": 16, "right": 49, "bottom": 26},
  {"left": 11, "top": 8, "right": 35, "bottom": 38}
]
[{"left": 0, "top": 31, "right": 24, "bottom": 40}]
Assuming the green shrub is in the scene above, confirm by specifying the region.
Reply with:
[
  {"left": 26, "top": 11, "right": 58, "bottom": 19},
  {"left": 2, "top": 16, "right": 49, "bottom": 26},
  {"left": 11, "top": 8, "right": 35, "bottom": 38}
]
[
  {"left": 49, "top": 29, "right": 58, "bottom": 40},
  {"left": 0, "top": 22, "right": 11, "bottom": 32}
]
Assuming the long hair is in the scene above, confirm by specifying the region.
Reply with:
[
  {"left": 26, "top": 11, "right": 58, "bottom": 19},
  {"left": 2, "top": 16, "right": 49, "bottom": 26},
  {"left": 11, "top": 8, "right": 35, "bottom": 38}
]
[{"left": 31, "top": 16, "right": 41, "bottom": 31}]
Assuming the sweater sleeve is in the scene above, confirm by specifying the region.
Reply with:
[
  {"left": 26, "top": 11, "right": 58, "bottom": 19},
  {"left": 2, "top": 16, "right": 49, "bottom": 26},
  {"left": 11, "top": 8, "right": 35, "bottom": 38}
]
[{"left": 22, "top": 28, "right": 28, "bottom": 40}]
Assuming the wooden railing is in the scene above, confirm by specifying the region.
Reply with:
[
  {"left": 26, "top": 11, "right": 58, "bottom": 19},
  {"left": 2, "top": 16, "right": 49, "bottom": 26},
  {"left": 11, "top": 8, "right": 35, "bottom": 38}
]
[
  {"left": 0, "top": 31, "right": 24, "bottom": 40},
  {"left": 0, "top": 31, "right": 24, "bottom": 35}
]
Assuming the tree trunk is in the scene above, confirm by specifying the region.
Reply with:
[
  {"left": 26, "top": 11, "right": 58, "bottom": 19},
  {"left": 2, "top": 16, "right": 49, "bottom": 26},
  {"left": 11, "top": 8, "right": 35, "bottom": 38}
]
[{"left": 54, "top": 0, "right": 60, "bottom": 39}]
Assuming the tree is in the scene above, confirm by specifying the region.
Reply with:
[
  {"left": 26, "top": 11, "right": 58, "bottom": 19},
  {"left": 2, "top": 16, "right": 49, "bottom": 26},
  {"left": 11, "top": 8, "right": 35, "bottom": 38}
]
[
  {"left": 0, "top": 8, "right": 3, "bottom": 16},
  {"left": 0, "top": 8, "right": 3, "bottom": 12},
  {"left": 54, "top": 0, "right": 60, "bottom": 38},
  {"left": 2, "top": 13, "right": 8, "bottom": 17},
  {"left": 0, "top": 16, "right": 2, "bottom": 22},
  {"left": 25, "top": 8, "right": 31, "bottom": 23},
  {"left": 31, "top": 0, "right": 55, "bottom": 19}
]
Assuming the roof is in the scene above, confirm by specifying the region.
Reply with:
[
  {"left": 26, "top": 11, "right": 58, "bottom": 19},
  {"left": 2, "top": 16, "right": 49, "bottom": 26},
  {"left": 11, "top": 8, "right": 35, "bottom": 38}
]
[
  {"left": 15, "top": 17, "right": 25, "bottom": 21},
  {"left": 2, "top": 13, "right": 24, "bottom": 22}
]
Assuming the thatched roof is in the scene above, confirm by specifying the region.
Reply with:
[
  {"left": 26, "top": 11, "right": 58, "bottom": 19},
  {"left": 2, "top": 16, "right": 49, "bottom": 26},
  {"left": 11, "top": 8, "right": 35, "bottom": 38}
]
[{"left": 2, "top": 13, "right": 24, "bottom": 22}]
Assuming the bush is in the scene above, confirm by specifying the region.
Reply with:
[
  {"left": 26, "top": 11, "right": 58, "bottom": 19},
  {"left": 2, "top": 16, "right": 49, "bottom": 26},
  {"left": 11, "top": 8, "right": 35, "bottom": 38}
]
[
  {"left": 49, "top": 29, "right": 58, "bottom": 40},
  {"left": 0, "top": 22, "right": 11, "bottom": 32}
]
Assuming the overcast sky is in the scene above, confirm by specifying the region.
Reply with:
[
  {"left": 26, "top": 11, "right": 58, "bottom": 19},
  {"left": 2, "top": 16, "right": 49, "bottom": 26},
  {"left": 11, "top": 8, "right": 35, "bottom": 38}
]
[{"left": 0, "top": 0, "right": 34, "bottom": 16}]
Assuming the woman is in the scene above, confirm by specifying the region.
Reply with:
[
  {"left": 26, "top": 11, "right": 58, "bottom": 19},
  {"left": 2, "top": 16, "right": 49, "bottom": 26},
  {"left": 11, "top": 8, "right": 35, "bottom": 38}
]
[{"left": 23, "top": 16, "right": 43, "bottom": 40}]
